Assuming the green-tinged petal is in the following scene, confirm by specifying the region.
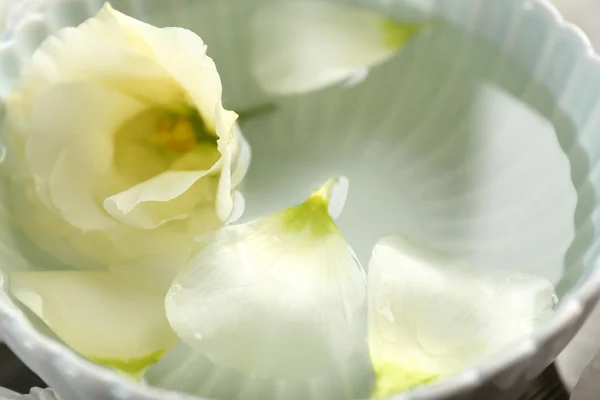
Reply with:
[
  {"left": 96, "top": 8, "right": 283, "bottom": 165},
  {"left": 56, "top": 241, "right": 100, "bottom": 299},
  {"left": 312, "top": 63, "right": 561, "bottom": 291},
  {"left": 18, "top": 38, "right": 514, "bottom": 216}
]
[
  {"left": 90, "top": 349, "right": 165, "bottom": 378},
  {"left": 165, "top": 178, "right": 367, "bottom": 379},
  {"left": 368, "top": 235, "right": 557, "bottom": 397},
  {"left": 381, "top": 20, "right": 426, "bottom": 49},
  {"left": 372, "top": 360, "right": 439, "bottom": 398},
  {"left": 251, "top": 1, "right": 424, "bottom": 95},
  {"left": 10, "top": 271, "right": 178, "bottom": 372}
]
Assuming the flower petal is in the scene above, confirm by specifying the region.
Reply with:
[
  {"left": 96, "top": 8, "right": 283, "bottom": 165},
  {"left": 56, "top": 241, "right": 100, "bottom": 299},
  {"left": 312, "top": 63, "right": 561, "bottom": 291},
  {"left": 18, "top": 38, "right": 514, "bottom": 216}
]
[
  {"left": 212, "top": 104, "right": 238, "bottom": 221},
  {"left": 104, "top": 104, "right": 240, "bottom": 229},
  {"left": 231, "top": 124, "right": 251, "bottom": 188},
  {"left": 101, "top": 6, "right": 247, "bottom": 223},
  {"left": 26, "top": 81, "right": 145, "bottom": 231},
  {"left": 367, "top": 235, "right": 557, "bottom": 395},
  {"left": 103, "top": 170, "right": 217, "bottom": 230},
  {"left": 10, "top": 5, "right": 182, "bottom": 115},
  {"left": 10, "top": 271, "right": 178, "bottom": 370},
  {"left": 105, "top": 5, "right": 228, "bottom": 133},
  {"left": 108, "top": 247, "right": 191, "bottom": 295},
  {"left": 99, "top": 7, "right": 243, "bottom": 220},
  {"left": 251, "top": 2, "right": 422, "bottom": 95},
  {"left": 165, "top": 179, "right": 367, "bottom": 379}
]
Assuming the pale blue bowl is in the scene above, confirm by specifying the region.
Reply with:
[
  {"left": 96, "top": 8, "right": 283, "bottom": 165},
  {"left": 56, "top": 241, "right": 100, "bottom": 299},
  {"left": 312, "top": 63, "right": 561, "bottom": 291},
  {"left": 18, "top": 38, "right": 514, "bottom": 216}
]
[{"left": 0, "top": 0, "right": 599, "bottom": 399}]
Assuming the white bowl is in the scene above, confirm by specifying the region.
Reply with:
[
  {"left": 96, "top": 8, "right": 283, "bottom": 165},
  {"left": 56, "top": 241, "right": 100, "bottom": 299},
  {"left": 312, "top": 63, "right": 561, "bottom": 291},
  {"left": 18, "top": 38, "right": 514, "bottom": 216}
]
[{"left": 0, "top": 0, "right": 599, "bottom": 399}]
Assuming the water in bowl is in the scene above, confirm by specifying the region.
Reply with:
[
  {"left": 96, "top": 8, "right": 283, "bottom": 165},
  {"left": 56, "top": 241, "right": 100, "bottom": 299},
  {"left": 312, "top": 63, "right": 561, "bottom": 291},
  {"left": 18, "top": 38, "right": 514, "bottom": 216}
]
[
  {"left": 124, "top": 0, "right": 582, "bottom": 396},
  {"left": 138, "top": 0, "right": 577, "bottom": 284}
]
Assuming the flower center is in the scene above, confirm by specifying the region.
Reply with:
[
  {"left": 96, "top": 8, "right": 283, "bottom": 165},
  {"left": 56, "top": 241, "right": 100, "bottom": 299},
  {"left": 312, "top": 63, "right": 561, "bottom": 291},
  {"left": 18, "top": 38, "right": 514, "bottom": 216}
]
[
  {"left": 110, "top": 108, "right": 220, "bottom": 188},
  {"left": 149, "top": 110, "right": 217, "bottom": 155}
]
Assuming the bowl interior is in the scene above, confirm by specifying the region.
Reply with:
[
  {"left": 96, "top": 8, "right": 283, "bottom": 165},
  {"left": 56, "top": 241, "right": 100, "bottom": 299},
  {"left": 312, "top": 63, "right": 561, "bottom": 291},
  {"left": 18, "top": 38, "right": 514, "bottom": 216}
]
[
  {"left": 0, "top": 0, "right": 598, "bottom": 397},
  {"left": 1, "top": 0, "right": 590, "bottom": 284}
]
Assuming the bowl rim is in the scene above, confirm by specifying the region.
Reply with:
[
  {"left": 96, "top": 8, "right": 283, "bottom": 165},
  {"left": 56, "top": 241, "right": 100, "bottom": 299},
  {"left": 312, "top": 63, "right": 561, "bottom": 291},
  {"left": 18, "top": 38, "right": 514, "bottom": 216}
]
[{"left": 0, "top": 0, "right": 600, "bottom": 399}]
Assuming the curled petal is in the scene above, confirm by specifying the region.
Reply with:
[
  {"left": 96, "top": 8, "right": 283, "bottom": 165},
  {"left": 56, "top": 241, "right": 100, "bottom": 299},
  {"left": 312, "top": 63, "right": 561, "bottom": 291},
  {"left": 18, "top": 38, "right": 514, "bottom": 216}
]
[
  {"left": 27, "top": 82, "right": 144, "bottom": 231},
  {"left": 230, "top": 125, "right": 251, "bottom": 188},
  {"left": 103, "top": 170, "right": 215, "bottom": 230}
]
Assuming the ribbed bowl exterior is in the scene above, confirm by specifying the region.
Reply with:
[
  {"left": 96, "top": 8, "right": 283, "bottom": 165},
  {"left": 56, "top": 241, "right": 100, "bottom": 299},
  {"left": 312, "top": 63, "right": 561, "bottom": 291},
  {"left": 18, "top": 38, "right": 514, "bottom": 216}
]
[{"left": 0, "top": 0, "right": 599, "bottom": 399}]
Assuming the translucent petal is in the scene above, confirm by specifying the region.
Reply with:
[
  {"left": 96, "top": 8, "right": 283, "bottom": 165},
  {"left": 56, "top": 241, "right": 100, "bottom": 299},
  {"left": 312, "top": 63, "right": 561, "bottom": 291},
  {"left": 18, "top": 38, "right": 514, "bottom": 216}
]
[
  {"left": 10, "top": 271, "right": 178, "bottom": 369},
  {"left": 367, "top": 235, "right": 557, "bottom": 395},
  {"left": 251, "top": 2, "right": 422, "bottom": 95},
  {"left": 165, "top": 179, "right": 367, "bottom": 379}
]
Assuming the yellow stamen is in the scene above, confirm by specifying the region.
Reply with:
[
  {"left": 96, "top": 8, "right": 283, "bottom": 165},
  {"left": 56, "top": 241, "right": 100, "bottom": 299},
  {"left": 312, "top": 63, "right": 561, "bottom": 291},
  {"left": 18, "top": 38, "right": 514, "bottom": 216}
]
[{"left": 150, "top": 115, "right": 198, "bottom": 154}]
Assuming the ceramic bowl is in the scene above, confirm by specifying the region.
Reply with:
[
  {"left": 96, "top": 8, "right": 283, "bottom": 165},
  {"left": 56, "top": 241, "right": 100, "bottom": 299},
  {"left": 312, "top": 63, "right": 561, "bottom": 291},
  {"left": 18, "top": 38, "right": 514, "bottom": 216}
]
[{"left": 0, "top": 0, "right": 599, "bottom": 399}]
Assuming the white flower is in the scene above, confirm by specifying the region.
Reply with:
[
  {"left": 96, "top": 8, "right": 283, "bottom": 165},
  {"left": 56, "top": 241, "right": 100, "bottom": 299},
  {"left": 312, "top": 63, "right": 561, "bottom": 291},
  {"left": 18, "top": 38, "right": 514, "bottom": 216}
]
[
  {"left": 367, "top": 235, "right": 557, "bottom": 397},
  {"left": 5, "top": 3, "right": 249, "bottom": 272},
  {"left": 165, "top": 177, "right": 367, "bottom": 379},
  {"left": 6, "top": 3, "right": 249, "bottom": 372},
  {"left": 251, "top": 1, "right": 425, "bottom": 96}
]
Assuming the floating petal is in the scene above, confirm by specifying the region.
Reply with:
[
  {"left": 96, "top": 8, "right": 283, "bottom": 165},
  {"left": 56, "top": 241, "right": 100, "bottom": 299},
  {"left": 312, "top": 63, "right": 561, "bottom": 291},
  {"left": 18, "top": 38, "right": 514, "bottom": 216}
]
[
  {"left": 165, "top": 178, "right": 367, "bottom": 379},
  {"left": 251, "top": 1, "right": 424, "bottom": 95},
  {"left": 368, "top": 235, "right": 557, "bottom": 396}
]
